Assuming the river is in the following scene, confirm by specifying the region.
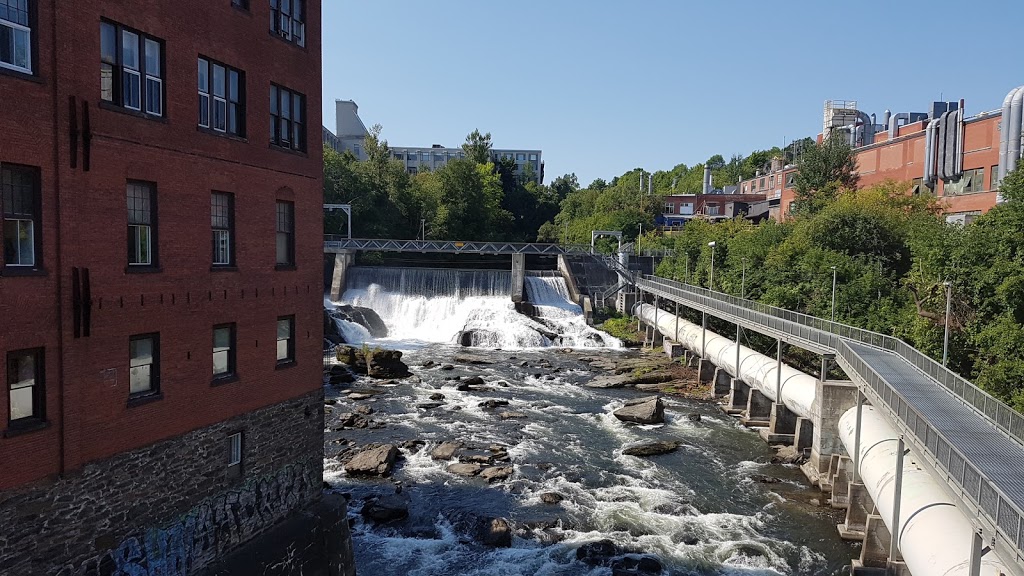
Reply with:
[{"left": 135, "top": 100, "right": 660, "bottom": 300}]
[{"left": 324, "top": 268, "right": 854, "bottom": 575}]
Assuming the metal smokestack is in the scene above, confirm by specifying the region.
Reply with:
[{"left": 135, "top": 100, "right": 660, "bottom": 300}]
[{"left": 703, "top": 165, "right": 712, "bottom": 194}]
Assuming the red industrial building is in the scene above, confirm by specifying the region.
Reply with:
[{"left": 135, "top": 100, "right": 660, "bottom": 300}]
[
  {"left": 0, "top": 1, "right": 325, "bottom": 573},
  {"left": 738, "top": 98, "right": 1009, "bottom": 223}
]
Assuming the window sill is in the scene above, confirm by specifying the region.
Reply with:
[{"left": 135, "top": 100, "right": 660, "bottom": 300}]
[
  {"left": 268, "top": 143, "right": 308, "bottom": 157},
  {"left": 125, "top": 265, "right": 162, "bottom": 274},
  {"left": 211, "top": 265, "right": 239, "bottom": 272},
  {"left": 1, "top": 266, "right": 47, "bottom": 277},
  {"left": 99, "top": 101, "right": 168, "bottom": 123},
  {"left": 127, "top": 392, "right": 164, "bottom": 408},
  {"left": 275, "top": 360, "right": 297, "bottom": 370},
  {"left": 0, "top": 66, "right": 43, "bottom": 84},
  {"left": 274, "top": 264, "right": 297, "bottom": 271},
  {"left": 197, "top": 126, "right": 248, "bottom": 142},
  {"left": 3, "top": 419, "right": 50, "bottom": 438},
  {"left": 211, "top": 374, "right": 240, "bottom": 387},
  {"left": 268, "top": 30, "right": 308, "bottom": 52}
]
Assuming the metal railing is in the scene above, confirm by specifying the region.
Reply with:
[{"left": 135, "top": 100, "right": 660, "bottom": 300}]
[
  {"left": 837, "top": 340, "right": 1024, "bottom": 562},
  {"left": 323, "top": 237, "right": 593, "bottom": 255},
  {"left": 632, "top": 272, "right": 1024, "bottom": 559},
  {"left": 637, "top": 275, "right": 1024, "bottom": 448}
]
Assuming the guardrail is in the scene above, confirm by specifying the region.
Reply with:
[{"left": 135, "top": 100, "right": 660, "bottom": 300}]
[
  {"left": 323, "top": 237, "right": 594, "bottom": 255},
  {"left": 638, "top": 274, "right": 1024, "bottom": 448},
  {"left": 634, "top": 273, "right": 1024, "bottom": 560}
]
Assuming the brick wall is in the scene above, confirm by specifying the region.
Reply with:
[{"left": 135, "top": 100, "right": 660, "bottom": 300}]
[
  {"left": 0, "top": 0, "right": 325, "bottom": 491},
  {"left": 0, "top": 388, "right": 325, "bottom": 576}
]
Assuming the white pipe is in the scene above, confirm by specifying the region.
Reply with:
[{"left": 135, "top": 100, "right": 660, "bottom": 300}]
[
  {"left": 636, "top": 303, "right": 816, "bottom": 418},
  {"left": 1008, "top": 89, "right": 1024, "bottom": 177},
  {"left": 839, "top": 406, "right": 1014, "bottom": 576},
  {"left": 924, "top": 119, "right": 939, "bottom": 184}
]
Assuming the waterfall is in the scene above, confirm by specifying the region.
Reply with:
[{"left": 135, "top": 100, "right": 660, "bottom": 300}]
[
  {"left": 524, "top": 276, "right": 621, "bottom": 348},
  {"left": 332, "top": 267, "right": 619, "bottom": 349}
]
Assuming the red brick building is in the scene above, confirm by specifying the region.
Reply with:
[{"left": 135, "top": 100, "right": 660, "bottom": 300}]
[
  {"left": 739, "top": 101, "right": 1005, "bottom": 223},
  {"left": 1, "top": 1, "right": 326, "bottom": 573}
]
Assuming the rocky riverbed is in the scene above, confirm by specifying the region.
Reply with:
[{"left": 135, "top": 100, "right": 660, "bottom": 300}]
[{"left": 323, "top": 346, "right": 853, "bottom": 575}]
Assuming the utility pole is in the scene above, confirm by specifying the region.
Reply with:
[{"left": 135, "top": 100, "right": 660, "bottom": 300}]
[
  {"left": 831, "top": 266, "right": 838, "bottom": 323},
  {"left": 741, "top": 258, "right": 747, "bottom": 299},
  {"left": 943, "top": 281, "right": 952, "bottom": 366}
]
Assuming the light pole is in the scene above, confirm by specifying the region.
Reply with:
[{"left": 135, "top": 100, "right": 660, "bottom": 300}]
[
  {"left": 685, "top": 253, "right": 690, "bottom": 284},
  {"left": 420, "top": 218, "right": 426, "bottom": 241},
  {"left": 943, "top": 281, "right": 952, "bottom": 366},
  {"left": 708, "top": 241, "right": 717, "bottom": 290},
  {"left": 831, "top": 265, "right": 838, "bottom": 323},
  {"left": 741, "top": 257, "right": 748, "bottom": 299}
]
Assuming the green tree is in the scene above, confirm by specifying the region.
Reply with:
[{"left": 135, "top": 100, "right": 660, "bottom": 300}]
[
  {"left": 792, "top": 137, "right": 859, "bottom": 216},
  {"left": 462, "top": 129, "right": 493, "bottom": 164}
]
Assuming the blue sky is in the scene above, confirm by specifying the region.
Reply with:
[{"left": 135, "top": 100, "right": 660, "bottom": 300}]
[{"left": 323, "top": 0, "right": 1023, "bottom": 187}]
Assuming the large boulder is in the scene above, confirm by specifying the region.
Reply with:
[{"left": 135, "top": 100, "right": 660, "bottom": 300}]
[
  {"left": 333, "top": 305, "right": 388, "bottom": 338},
  {"left": 480, "top": 466, "right": 514, "bottom": 483},
  {"left": 447, "top": 463, "right": 482, "bottom": 476},
  {"left": 431, "top": 442, "right": 462, "bottom": 461},
  {"left": 478, "top": 518, "right": 512, "bottom": 547},
  {"left": 576, "top": 539, "right": 620, "bottom": 566},
  {"left": 622, "top": 441, "right": 680, "bottom": 457},
  {"left": 344, "top": 444, "right": 399, "bottom": 476},
  {"left": 367, "top": 349, "right": 411, "bottom": 379},
  {"left": 361, "top": 494, "right": 409, "bottom": 523},
  {"left": 613, "top": 397, "right": 665, "bottom": 425}
]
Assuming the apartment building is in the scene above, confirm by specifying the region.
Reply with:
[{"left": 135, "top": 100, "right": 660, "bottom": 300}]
[
  {"left": 325, "top": 98, "right": 545, "bottom": 184},
  {"left": 0, "top": 1, "right": 325, "bottom": 574}
]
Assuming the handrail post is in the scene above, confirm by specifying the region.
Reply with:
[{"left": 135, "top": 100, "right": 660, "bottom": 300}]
[
  {"left": 654, "top": 295, "right": 660, "bottom": 338},
  {"left": 891, "top": 435, "right": 905, "bottom": 560},
  {"left": 675, "top": 302, "right": 679, "bottom": 342}
]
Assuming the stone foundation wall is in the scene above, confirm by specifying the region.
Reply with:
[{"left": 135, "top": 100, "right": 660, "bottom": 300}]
[{"left": 0, "top": 389, "right": 325, "bottom": 576}]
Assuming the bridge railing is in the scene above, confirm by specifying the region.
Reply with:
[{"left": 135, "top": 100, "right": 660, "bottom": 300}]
[
  {"left": 637, "top": 273, "right": 1024, "bottom": 559},
  {"left": 323, "top": 237, "right": 594, "bottom": 255},
  {"left": 638, "top": 274, "right": 1024, "bottom": 449},
  {"left": 837, "top": 339, "right": 1024, "bottom": 561}
]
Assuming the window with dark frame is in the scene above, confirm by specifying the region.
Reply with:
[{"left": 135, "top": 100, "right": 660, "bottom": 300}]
[
  {"left": 127, "top": 182, "right": 156, "bottom": 266},
  {"left": 228, "top": 431, "right": 243, "bottom": 466},
  {"left": 211, "top": 192, "right": 234, "bottom": 266},
  {"left": 275, "top": 201, "right": 294, "bottom": 266},
  {"left": 100, "top": 21, "right": 164, "bottom": 117},
  {"left": 129, "top": 334, "right": 158, "bottom": 397},
  {"left": 0, "top": 0, "right": 32, "bottom": 74},
  {"left": 213, "top": 324, "right": 236, "bottom": 379},
  {"left": 270, "top": 0, "right": 305, "bottom": 47},
  {"left": 2, "top": 164, "right": 41, "bottom": 268},
  {"left": 7, "top": 348, "right": 44, "bottom": 425},
  {"left": 276, "top": 316, "right": 295, "bottom": 364},
  {"left": 269, "top": 84, "right": 306, "bottom": 151},
  {"left": 198, "top": 57, "right": 245, "bottom": 136}
]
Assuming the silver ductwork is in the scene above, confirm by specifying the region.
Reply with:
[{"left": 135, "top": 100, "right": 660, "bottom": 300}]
[
  {"left": 923, "top": 119, "right": 939, "bottom": 184},
  {"left": 854, "top": 110, "right": 875, "bottom": 146},
  {"left": 1007, "top": 89, "right": 1024, "bottom": 179},
  {"left": 883, "top": 109, "right": 892, "bottom": 128},
  {"left": 702, "top": 165, "right": 712, "bottom": 194},
  {"left": 997, "top": 87, "right": 1022, "bottom": 183},
  {"left": 888, "top": 112, "right": 910, "bottom": 139}
]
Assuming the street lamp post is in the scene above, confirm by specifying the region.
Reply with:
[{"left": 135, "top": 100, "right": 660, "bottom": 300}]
[
  {"left": 943, "top": 281, "right": 952, "bottom": 366},
  {"left": 741, "top": 257, "right": 748, "bottom": 299},
  {"left": 831, "top": 266, "right": 838, "bottom": 323},
  {"left": 420, "top": 218, "right": 426, "bottom": 241},
  {"left": 708, "top": 241, "right": 717, "bottom": 290}
]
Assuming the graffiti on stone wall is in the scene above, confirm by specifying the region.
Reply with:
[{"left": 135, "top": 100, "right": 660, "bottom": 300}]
[{"left": 62, "top": 459, "right": 320, "bottom": 576}]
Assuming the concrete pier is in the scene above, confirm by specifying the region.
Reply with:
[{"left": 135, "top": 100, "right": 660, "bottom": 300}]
[
  {"left": 697, "top": 358, "right": 715, "bottom": 383},
  {"left": 511, "top": 254, "right": 526, "bottom": 303},
  {"left": 808, "top": 380, "right": 859, "bottom": 477},
  {"left": 742, "top": 389, "right": 772, "bottom": 427},
  {"left": 329, "top": 250, "right": 355, "bottom": 301},
  {"left": 724, "top": 378, "right": 749, "bottom": 414}
]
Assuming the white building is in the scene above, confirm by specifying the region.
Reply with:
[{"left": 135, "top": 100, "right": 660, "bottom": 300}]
[{"left": 323, "top": 99, "right": 544, "bottom": 184}]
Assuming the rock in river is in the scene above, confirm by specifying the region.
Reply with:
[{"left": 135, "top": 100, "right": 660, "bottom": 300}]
[
  {"left": 447, "top": 463, "right": 482, "bottom": 476},
  {"left": 612, "top": 396, "right": 665, "bottom": 425},
  {"left": 622, "top": 440, "right": 680, "bottom": 457},
  {"left": 478, "top": 518, "right": 512, "bottom": 547},
  {"left": 480, "top": 466, "right": 514, "bottom": 482},
  {"left": 431, "top": 441, "right": 461, "bottom": 460},
  {"left": 344, "top": 444, "right": 399, "bottom": 476},
  {"left": 540, "top": 492, "right": 564, "bottom": 505},
  {"left": 361, "top": 494, "right": 409, "bottom": 523}
]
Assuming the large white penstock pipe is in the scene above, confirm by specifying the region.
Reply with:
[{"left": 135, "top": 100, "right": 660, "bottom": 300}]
[
  {"left": 636, "top": 303, "right": 816, "bottom": 418},
  {"left": 838, "top": 406, "right": 1014, "bottom": 575}
]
